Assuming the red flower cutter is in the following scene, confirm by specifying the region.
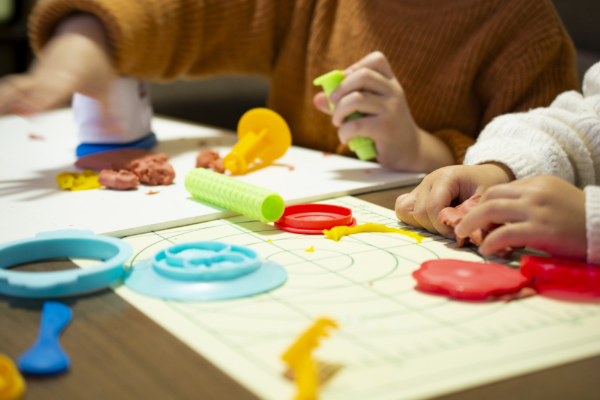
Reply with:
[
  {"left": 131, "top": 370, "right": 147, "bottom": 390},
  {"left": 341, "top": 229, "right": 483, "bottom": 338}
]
[
  {"left": 521, "top": 255, "right": 600, "bottom": 302},
  {"left": 413, "top": 259, "right": 529, "bottom": 301},
  {"left": 275, "top": 204, "right": 356, "bottom": 234}
]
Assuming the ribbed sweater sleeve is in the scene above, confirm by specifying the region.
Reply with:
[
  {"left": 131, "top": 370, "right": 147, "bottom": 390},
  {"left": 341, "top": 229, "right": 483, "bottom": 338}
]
[
  {"left": 434, "top": 0, "right": 578, "bottom": 163},
  {"left": 464, "top": 62, "right": 600, "bottom": 188},
  {"left": 28, "top": 0, "right": 293, "bottom": 80},
  {"left": 27, "top": 0, "right": 579, "bottom": 159}
]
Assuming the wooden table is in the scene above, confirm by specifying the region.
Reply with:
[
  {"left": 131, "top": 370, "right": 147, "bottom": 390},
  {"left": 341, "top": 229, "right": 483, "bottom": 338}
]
[{"left": 1, "top": 186, "right": 599, "bottom": 400}]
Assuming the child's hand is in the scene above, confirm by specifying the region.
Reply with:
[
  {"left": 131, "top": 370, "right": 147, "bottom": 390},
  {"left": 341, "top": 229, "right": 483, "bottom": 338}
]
[
  {"left": 313, "top": 52, "right": 453, "bottom": 172},
  {"left": 395, "top": 163, "right": 514, "bottom": 236},
  {"left": 0, "top": 14, "right": 115, "bottom": 117},
  {"left": 455, "top": 176, "right": 587, "bottom": 259}
]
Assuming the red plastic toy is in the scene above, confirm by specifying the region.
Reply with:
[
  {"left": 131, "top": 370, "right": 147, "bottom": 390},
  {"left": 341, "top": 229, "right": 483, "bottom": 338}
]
[
  {"left": 413, "top": 259, "right": 530, "bottom": 301},
  {"left": 275, "top": 204, "right": 356, "bottom": 234},
  {"left": 521, "top": 255, "right": 600, "bottom": 302}
]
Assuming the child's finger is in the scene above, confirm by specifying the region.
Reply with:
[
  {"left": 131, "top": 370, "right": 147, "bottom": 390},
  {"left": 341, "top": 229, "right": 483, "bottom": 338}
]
[
  {"left": 313, "top": 92, "right": 332, "bottom": 115},
  {"left": 346, "top": 51, "right": 395, "bottom": 80},
  {"left": 480, "top": 183, "right": 523, "bottom": 202},
  {"left": 337, "top": 114, "right": 377, "bottom": 144},
  {"left": 455, "top": 199, "right": 525, "bottom": 238},
  {"left": 411, "top": 181, "right": 439, "bottom": 233},
  {"left": 425, "top": 180, "right": 460, "bottom": 237},
  {"left": 476, "top": 223, "right": 531, "bottom": 256},
  {"left": 395, "top": 190, "right": 426, "bottom": 230},
  {"left": 330, "top": 68, "right": 392, "bottom": 103},
  {"left": 332, "top": 91, "right": 384, "bottom": 127}
]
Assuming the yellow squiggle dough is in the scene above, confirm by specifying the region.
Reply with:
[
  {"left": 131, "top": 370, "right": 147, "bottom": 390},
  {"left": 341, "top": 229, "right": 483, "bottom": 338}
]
[
  {"left": 56, "top": 169, "right": 102, "bottom": 191},
  {"left": 323, "top": 223, "right": 426, "bottom": 243}
]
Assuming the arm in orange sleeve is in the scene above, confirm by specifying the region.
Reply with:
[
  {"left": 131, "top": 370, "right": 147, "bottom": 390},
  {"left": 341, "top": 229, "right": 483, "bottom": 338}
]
[{"left": 28, "top": 0, "right": 295, "bottom": 81}]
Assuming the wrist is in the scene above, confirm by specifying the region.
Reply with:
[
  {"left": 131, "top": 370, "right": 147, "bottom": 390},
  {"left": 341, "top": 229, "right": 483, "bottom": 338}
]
[
  {"left": 480, "top": 162, "right": 516, "bottom": 182},
  {"left": 409, "top": 128, "right": 455, "bottom": 173},
  {"left": 55, "top": 14, "right": 109, "bottom": 46}
]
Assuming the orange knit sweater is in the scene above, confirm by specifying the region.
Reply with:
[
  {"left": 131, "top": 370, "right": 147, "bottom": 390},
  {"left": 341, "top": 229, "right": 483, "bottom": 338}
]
[{"left": 29, "top": 0, "right": 578, "bottom": 164}]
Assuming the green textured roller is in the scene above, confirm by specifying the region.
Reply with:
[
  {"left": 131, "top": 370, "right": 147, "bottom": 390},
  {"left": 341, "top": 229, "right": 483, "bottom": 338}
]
[
  {"left": 185, "top": 168, "right": 285, "bottom": 223},
  {"left": 313, "top": 70, "right": 377, "bottom": 161}
]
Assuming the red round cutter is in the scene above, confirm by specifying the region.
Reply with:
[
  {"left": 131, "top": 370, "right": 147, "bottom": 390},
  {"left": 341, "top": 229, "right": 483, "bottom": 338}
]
[{"left": 274, "top": 204, "right": 356, "bottom": 234}]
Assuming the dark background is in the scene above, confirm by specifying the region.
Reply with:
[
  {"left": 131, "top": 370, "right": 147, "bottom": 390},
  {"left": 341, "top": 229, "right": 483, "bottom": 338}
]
[{"left": 1, "top": 0, "right": 598, "bottom": 131}]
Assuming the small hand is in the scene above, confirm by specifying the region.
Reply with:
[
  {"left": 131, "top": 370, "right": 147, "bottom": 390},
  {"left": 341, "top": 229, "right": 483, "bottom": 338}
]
[
  {"left": 313, "top": 52, "right": 453, "bottom": 172},
  {"left": 455, "top": 175, "right": 587, "bottom": 259},
  {"left": 395, "top": 163, "right": 515, "bottom": 236},
  {"left": 0, "top": 14, "right": 115, "bottom": 118}
]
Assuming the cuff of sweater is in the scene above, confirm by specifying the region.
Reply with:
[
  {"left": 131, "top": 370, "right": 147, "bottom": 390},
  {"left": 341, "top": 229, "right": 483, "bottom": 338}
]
[
  {"left": 28, "top": 0, "right": 123, "bottom": 68},
  {"left": 432, "top": 129, "right": 475, "bottom": 165},
  {"left": 585, "top": 185, "right": 600, "bottom": 264},
  {"left": 463, "top": 138, "right": 548, "bottom": 180}
]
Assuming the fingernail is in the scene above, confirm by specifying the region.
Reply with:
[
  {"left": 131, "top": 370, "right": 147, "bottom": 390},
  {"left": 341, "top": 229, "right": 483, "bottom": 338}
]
[
  {"left": 344, "top": 68, "right": 354, "bottom": 76},
  {"left": 329, "top": 91, "right": 338, "bottom": 103}
]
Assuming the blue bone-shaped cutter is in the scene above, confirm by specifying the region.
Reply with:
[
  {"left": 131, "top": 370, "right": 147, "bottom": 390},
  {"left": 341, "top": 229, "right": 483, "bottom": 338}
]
[
  {"left": 18, "top": 301, "right": 72, "bottom": 375},
  {"left": 125, "top": 241, "right": 287, "bottom": 301}
]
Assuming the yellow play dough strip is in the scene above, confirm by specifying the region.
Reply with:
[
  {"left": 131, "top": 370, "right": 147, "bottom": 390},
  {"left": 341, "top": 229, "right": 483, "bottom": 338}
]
[{"left": 323, "top": 223, "right": 427, "bottom": 243}]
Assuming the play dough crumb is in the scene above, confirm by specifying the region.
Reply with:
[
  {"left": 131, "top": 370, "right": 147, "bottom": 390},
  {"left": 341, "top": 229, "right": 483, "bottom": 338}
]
[
  {"left": 324, "top": 223, "right": 427, "bottom": 243},
  {"left": 305, "top": 246, "right": 314, "bottom": 252},
  {"left": 267, "top": 239, "right": 274, "bottom": 244},
  {"left": 146, "top": 190, "right": 160, "bottom": 195},
  {"left": 28, "top": 133, "right": 44, "bottom": 140}
]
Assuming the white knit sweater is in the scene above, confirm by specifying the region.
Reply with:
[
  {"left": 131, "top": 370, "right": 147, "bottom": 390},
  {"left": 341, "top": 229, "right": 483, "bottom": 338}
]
[{"left": 464, "top": 62, "right": 600, "bottom": 263}]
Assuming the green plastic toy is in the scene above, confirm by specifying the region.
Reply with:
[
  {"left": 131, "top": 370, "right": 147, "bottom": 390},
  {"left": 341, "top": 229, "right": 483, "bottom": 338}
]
[
  {"left": 185, "top": 168, "right": 285, "bottom": 223},
  {"left": 313, "top": 70, "right": 377, "bottom": 161}
]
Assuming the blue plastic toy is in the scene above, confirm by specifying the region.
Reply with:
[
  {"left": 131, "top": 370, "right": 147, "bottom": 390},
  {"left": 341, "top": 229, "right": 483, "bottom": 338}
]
[
  {"left": 0, "top": 230, "right": 132, "bottom": 298},
  {"left": 76, "top": 132, "right": 157, "bottom": 157},
  {"left": 17, "top": 301, "right": 72, "bottom": 375},
  {"left": 125, "top": 241, "right": 287, "bottom": 301}
]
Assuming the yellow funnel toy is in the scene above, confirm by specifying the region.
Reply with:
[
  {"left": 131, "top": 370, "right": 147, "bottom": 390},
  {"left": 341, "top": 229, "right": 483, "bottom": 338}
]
[{"left": 224, "top": 108, "right": 292, "bottom": 175}]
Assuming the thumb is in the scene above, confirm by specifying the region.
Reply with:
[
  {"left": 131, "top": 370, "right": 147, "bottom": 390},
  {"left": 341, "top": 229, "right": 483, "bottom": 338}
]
[{"left": 313, "top": 92, "right": 333, "bottom": 115}]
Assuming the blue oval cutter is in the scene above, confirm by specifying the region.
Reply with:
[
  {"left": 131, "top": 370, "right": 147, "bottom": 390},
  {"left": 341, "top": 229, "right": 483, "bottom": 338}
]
[
  {"left": 124, "top": 241, "right": 287, "bottom": 301},
  {"left": 0, "top": 230, "right": 132, "bottom": 298}
]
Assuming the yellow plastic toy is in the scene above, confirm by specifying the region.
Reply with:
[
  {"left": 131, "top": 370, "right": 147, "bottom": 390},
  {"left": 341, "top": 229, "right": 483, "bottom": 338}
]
[
  {"left": 56, "top": 169, "right": 102, "bottom": 191},
  {"left": 323, "top": 223, "right": 427, "bottom": 243},
  {"left": 282, "top": 318, "right": 337, "bottom": 400},
  {"left": 0, "top": 354, "right": 25, "bottom": 400},
  {"left": 224, "top": 108, "right": 292, "bottom": 175}
]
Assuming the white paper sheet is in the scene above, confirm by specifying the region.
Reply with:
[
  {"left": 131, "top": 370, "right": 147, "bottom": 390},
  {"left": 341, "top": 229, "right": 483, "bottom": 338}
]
[{"left": 0, "top": 110, "right": 423, "bottom": 243}]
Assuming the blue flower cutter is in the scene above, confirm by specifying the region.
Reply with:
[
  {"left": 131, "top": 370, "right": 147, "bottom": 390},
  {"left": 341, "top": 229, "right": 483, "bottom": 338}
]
[
  {"left": 125, "top": 241, "right": 287, "bottom": 301},
  {"left": 0, "top": 230, "right": 132, "bottom": 298}
]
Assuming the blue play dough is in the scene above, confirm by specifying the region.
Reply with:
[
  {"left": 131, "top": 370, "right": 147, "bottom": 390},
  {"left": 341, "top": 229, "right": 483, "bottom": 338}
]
[
  {"left": 125, "top": 241, "right": 287, "bottom": 301},
  {"left": 18, "top": 301, "right": 72, "bottom": 375},
  {"left": 76, "top": 132, "right": 157, "bottom": 157},
  {"left": 0, "top": 230, "right": 132, "bottom": 298}
]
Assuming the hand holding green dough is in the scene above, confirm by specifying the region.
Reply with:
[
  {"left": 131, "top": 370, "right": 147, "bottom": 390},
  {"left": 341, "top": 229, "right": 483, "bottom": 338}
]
[{"left": 313, "top": 70, "right": 377, "bottom": 161}]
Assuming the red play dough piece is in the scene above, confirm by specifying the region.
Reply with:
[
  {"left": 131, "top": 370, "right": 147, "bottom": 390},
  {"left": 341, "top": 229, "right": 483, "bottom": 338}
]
[
  {"left": 413, "top": 259, "right": 530, "bottom": 300},
  {"left": 130, "top": 153, "right": 175, "bottom": 185},
  {"left": 438, "top": 194, "right": 515, "bottom": 258},
  {"left": 520, "top": 255, "right": 600, "bottom": 302},
  {"left": 98, "top": 169, "right": 139, "bottom": 190},
  {"left": 195, "top": 150, "right": 226, "bottom": 173}
]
